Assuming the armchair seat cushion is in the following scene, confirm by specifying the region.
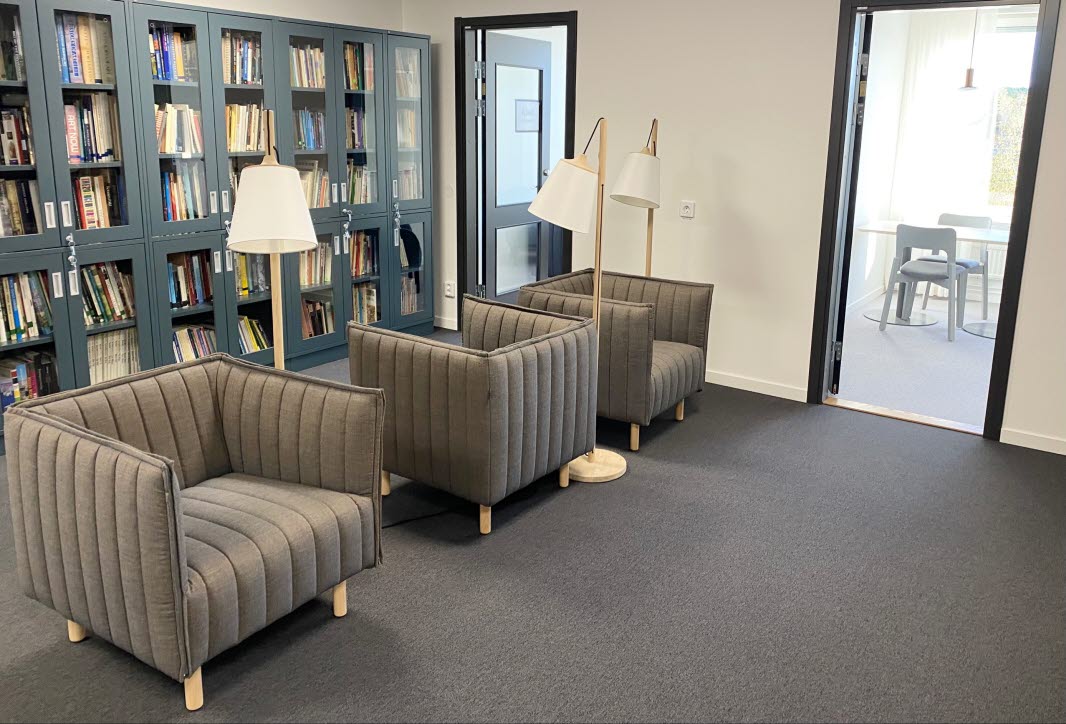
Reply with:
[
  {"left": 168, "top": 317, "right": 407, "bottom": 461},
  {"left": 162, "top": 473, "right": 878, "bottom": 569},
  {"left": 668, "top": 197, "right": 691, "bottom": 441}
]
[
  {"left": 182, "top": 474, "right": 375, "bottom": 662},
  {"left": 651, "top": 341, "right": 704, "bottom": 419}
]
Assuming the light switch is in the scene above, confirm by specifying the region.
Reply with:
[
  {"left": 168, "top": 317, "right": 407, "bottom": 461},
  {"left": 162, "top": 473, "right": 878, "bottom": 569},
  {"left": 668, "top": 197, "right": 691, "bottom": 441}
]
[{"left": 680, "top": 200, "right": 696, "bottom": 219}]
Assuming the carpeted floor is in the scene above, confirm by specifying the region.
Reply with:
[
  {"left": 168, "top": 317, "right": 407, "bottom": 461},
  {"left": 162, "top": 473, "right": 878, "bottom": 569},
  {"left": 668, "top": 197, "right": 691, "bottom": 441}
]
[{"left": 1, "top": 363, "right": 1065, "bottom": 722}]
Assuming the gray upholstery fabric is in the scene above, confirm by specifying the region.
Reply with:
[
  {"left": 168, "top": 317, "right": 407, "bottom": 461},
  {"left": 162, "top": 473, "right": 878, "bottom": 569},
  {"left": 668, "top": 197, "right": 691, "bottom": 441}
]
[
  {"left": 348, "top": 296, "right": 597, "bottom": 507},
  {"left": 651, "top": 341, "right": 705, "bottom": 420},
  {"left": 518, "top": 269, "right": 714, "bottom": 426},
  {"left": 917, "top": 255, "right": 981, "bottom": 269},
  {"left": 900, "top": 260, "right": 955, "bottom": 281},
  {"left": 3, "top": 354, "right": 384, "bottom": 683}
]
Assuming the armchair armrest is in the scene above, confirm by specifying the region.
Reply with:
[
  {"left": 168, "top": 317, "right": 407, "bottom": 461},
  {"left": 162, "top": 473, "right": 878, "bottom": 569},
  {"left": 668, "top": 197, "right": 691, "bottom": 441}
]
[{"left": 4, "top": 407, "right": 192, "bottom": 682}]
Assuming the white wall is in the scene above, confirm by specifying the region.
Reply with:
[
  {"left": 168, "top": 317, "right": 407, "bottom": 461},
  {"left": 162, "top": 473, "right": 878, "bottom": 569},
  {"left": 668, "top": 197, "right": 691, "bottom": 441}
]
[{"left": 171, "top": 0, "right": 402, "bottom": 29}]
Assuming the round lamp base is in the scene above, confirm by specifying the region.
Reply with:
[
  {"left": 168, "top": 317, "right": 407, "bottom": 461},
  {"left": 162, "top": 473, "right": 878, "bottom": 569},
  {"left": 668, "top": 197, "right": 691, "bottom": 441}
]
[{"left": 569, "top": 448, "right": 628, "bottom": 483}]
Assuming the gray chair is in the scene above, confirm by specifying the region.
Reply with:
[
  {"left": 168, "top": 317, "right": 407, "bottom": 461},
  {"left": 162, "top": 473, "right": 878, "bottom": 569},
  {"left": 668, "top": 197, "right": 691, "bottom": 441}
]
[
  {"left": 919, "top": 213, "right": 992, "bottom": 319},
  {"left": 517, "top": 269, "right": 713, "bottom": 452},
  {"left": 880, "top": 224, "right": 966, "bottom": 341},
  {"left": 348, "top": 296, "right": 598, "bottom": 535},
  {"left": 4, "top": 354, "right": 385, "bottom": 711}
]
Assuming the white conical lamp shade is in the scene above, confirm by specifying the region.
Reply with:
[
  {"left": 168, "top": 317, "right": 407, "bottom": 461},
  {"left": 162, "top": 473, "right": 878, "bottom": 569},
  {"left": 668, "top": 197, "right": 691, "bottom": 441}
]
[
  {"left": 227, "top": 159, "right": 318, "bottom": 254},
  {"left": 528, "top": 155, "right": 598, "bottom": 233},
  {"left": 610, "top": 149, "right": 660, "bottom": 208}
]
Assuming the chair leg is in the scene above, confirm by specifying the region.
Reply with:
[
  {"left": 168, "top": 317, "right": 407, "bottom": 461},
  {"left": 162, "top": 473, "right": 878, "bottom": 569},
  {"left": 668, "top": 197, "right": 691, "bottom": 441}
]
[
  {"left": 675, "top": 399, "right": 684, "bottom": 421},
  {"left": 67, "top": 620, "right": 88, "bottom": 643},
  {"left": 630, "top": 424, "right": 640, "bottom": 452},
  {"left": 879, "top": 267, "right": 899, "bottom": 331},
  {"left": 380, "top": 470, "right": 391, "bottom": 497},
  {"left": 957, "top": 274, "right": 968, "bottom": 328},
  {"left": 332, "top": 580, "right": 347, "bottom": 617},
  {"left": 184, "top": 667, "right": 204, "bottom": 712},
  {"left": 982, "top": 266, "right": 989, "bottom": 320},
  {"left": 922, "top": 281, "right": 932, "bottom": 310},
  {"left": 559, "top": 462, "right": 570, "bottom": 489},
  {"left": 479, "top": 505, "right": 491, "bottom": 535},
  {"left": 947, "top": 279, "right": 956, "bottom": 342},
  {"left": 903, "top": 282, "right": 917, "bottom": 319}
]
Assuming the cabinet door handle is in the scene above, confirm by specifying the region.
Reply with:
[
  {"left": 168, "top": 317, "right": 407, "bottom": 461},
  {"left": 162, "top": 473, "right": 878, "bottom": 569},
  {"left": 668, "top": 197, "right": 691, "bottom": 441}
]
[
  {"left": 209, "top": 191, "right": 219, "bottom": 214},
  {"left": 333, "top": 235, "right": 340, "bottom": 256},
  {"left": 44, "top": 202, "right": 57, "bottom": 229},
  {"left": 342, "top": 233, "right": 350, "bottom": 255},
  {"left": 332, "top": 183, "right": 338, "bottom": 203},
  {"left": 51, "top": 272, "right": 64, "bottom": 298},
  {"left": 213, "top": 251, "right": 222, "bottom": 274},
  {"left": 68, "top": 270, "right": 79, "bottom": 296},
  {"left": 225, "top": 250, "right": 234, "bottom": 272},
  {"left": 392, "top": 179, "right": 399, "bottom": 199},
  {"left": 394, "top": 227, "right": 400, "bottom": 247},
  {"left": 61, "top": 200, "right": 73, "bottom": 227},
  {"left": 340, "top": 182, "right": 347, "bottom": 201},
  {"left": 222, "top": 190, "right": 231, "bottom": 213}
]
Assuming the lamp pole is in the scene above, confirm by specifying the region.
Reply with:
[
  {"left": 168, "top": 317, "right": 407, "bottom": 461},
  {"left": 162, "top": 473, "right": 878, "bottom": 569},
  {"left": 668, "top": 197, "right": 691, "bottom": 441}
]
[{"left": 644, "top": 119, "right": 658, "bottom": 277}]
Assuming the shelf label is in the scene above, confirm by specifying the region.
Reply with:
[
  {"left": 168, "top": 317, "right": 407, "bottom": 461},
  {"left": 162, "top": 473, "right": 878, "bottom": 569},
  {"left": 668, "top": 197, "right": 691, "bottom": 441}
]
[{"left": 51, "top": 272, "right": 64, "bottom": 298}]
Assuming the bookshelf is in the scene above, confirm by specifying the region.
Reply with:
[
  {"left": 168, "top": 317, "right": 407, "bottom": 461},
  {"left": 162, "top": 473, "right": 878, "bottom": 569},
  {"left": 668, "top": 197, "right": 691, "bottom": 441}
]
[
  {"left": 283, "top": 220, "right": 345, "bottom": 356},
  {"left": 386, "top": 34, "right": 431, "bottom": 213},
  {"left": 336, "top": 27, "right": 386, "bottom": 218}
]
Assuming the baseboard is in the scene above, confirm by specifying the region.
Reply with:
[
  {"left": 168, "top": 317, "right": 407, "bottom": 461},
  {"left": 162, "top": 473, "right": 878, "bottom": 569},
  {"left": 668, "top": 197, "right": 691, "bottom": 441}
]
[
  {"left": 434, "top": 315, "right": 458, "bottom": 330},
  {"left": 705, "top": 368, "right": 808, "bottom": 403},
  {"left": 1000, "top": 427, "right": 1066, "bottom": 456},
  {"left": 846, "top": 286, "right": 884, "bottom": 311}
]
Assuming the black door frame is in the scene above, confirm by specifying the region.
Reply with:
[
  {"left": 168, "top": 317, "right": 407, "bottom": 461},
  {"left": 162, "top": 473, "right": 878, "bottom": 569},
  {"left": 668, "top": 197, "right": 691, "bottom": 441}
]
[
  {"left": 454, "top": 11, "right": 578, "bottom": 325},
  {"left": 807, "top": 0, "right": 1062, "bottom": 440}
]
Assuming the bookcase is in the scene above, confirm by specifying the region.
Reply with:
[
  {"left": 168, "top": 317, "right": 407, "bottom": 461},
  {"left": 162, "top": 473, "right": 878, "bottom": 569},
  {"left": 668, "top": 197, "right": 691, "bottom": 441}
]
[{"left": 0, "top": 0, "right": 434, "bottom": 451}]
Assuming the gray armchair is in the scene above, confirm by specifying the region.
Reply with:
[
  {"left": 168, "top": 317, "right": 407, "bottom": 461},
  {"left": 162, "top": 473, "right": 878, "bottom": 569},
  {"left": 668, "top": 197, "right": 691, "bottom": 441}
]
[
  {"left": 4, "top": 354, "right": 384, "bottom": 711},
  {"left": 518, "top": 269, "right": 713, "bottom": 451},
  {"left": 348, "top": 296, "right": 597, "bottom": 534}
]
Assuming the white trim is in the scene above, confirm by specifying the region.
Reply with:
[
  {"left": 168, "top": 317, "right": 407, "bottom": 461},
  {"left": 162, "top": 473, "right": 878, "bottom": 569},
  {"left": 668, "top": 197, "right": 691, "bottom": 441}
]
[
  {"left": 434, "top": 315, "right": 459, "bottom": 330},
  {"left": 1000, "top": 427, "right": 1066, "bottom": 456},
  {"left": 846, "top": 285, "right": 885, "bottom": 311},
  {"left": 705, "top": 367, "right": 808, "bottom": 403}
]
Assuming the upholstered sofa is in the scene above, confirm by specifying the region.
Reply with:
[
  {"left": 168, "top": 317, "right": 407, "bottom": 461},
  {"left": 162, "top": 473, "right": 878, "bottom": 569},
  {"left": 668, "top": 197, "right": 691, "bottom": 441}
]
[
  {"left": 348, "top": 296, "right": 597, "bottom": 534},
  {"left": 3, "top": 354, "right": 384, "bottom": 711},
  {"left": 518, "top": 269, "right": 714, "bottom": 451}
]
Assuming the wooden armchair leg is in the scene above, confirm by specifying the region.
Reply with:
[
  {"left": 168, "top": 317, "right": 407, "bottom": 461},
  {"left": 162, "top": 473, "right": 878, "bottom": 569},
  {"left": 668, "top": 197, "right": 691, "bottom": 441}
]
[
  {"left": 630, "top": 424, "right": 640, "bottom": 452},
  {"left": 559, "top": 462, "right": 570, "bottom": 488},
  {"left": 381, "top": 470, "right": 391, "bottom": 497},
  {"left": 184, "top": 667, "right": 203, "bottom": 711},
  {"left": 67, "top": 620, "right": 88, "bottom": 643},
  {"left": 332, "top": 581, "right": 348, "bottom": 617},
  {"left": 675, "top": 399, "right": 685, "bottom": 421},
  {"left": 479, "top": 505, "right": 492, "bottom": 535}
]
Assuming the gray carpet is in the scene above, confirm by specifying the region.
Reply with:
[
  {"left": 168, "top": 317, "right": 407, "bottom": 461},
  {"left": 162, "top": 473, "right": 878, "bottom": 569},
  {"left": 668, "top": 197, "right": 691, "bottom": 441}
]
[
  {"left": 1, "top": 364, "right": 1065, "bottom": 722},
  {"left": 841, "top": 295, "right": 996, "bottom": 427}
]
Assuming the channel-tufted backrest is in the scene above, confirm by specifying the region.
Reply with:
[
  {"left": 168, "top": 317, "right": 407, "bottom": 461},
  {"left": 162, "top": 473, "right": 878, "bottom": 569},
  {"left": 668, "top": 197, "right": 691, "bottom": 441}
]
[
  {"left": 600, "top": 271, "right": 714, "bottom": 351},
  {"left": 463, "top": 294, "right": 584, "bottom": 351},
  {"left": 30, "top": 359, "right": 231, "bottom": 489},
  {"left": 532, "top": 269, "right": 595, "bottom": 295}
]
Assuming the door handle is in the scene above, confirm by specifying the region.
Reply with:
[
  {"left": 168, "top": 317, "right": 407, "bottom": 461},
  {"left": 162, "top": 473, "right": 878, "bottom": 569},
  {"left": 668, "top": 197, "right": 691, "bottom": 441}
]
[
  {"left": 61, "top": 200, "right": 73, "bottom": 227},
  {"left": 222, "top": 190, "right": 231, "bottom": 213},
  {"left": 209, "top": 191, "right": 219, "bottom": 214},
  {"left": 333, "top": 235, "right": 340, "bottom": 256},
  {"left": 225, "top": 250, "right": 234, "bottom": 272},
  {"left": 51, "top": 272, "right": 64, "bottom": 298},
  {"left": 44, "top": 202, "right": 57, "bottom": 229},
  {"left": 213, "top": 251, "right": 222, "bottom": 274},
  {"left": 332, "top": 183, "right": 338, "bottom": 203},
  {"left": 67, "top": 269, "right": 79, "bottom": 296}
]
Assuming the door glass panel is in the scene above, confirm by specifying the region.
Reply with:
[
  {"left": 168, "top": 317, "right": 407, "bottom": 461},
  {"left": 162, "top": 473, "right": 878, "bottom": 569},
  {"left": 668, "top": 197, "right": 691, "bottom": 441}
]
[
  {"left": 0, "top": 5, "right": 45, "bottom": 241},
  {"left": 496, "top": 223, "right": 539, "bottom": 295},
  {"left": 79, "top": 259, "right": 141, "bottom": 383},
  {"left": 165, "top": 249, "right": 217, "bottom": 361},
  {"left": 54, "top": 10, "right": 129, "bottom": 230},
  {"left": 344, "top": 39, "right": 377, "bottom": 207},
  {"left": 288, "top": 35, "right": 330, "bottom": 209},
  {"left": 232, "top": 251, "right": 272, "bottom": 355},
  {"left": 351, "top": 227, "right": 380, "bottom": 323},
  {"left": 0, "top": 267, "right": 61, "bottom": 410},
  {"left": 393, "top": 46, "right": 423, "bottom": 201},
  {"left": 298, "top": 234, "right": 335, "bottom": 338},
  {"left": 495, "top": 64, "right": 541, "bottom": 206},
  {"left": 220, "top": 27, "right": 273, "bottom": 212},
  {"left": 397, "top": 220, "right": 424, "bottom": 315}
]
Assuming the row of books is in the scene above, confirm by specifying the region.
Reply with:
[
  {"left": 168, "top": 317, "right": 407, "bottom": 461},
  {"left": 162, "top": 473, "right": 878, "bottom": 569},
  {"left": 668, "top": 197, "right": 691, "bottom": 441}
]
[
  {"left": 293, "top": 108, "right": 327, "bottom": 151},
  {"left": 298, "top": 241, "right": 333, "bottom": 287},
  {"left": 0, "top": 12, "right": 25, "bottom": 82},
  {"left": 343, "top": 42, "right": 374, "bottom": 91},
  {"left": 300, "top": 296, "right": 335, "bottom": 339},
  {"left": 0, "top": 179, "right": 40, "bottom": 237},
  {"left": 221, "top": 29, "right": 263, "bottom": 86},
  {"left": 87, "top": 326, "right": 139, "bottom": 385},
  {"left": 394, "top": 48, "right": 421, "bottom": 98},
  {"left": 64, "top": 94, "right": 121, "bottom": 163},
  {"left": 162, "top": 160, "right": 209, "bottom": 222},
  {"left": 72, "top": 172, "right": 126, "bottom": 229},
  {"left": 352, "top": 282, "right": 378, "bottom": 325},
  {"left": 1, "top": 351, "right": 59, "bottom": 411},
  {"left": 397, "top": 163, "right": 423, "bottom": 201},
  {"left": 350, "top": 230, "right": 379, "bottom": 278},
  {"left": 297, "top": 160, "right": 330, "bottom": 208},
  {"left": 289, "top": 43, "right": 326, "bottom": 89},
  {"left": 148, "top": 22, "right": 199, "bottom": 82},
  {"left": 1, "top": 105, "right": 35, "bottom": 165},
  {"left": 234, "top": 252, "right": 269, "bottom": 297},
  {"left": 345, "top": 160, "right": 375, "bottom": 205},
  {"left": 1, "top": 271, "right": 53, "bottom": 343},
  {"left": 225, "top": 103, "right": 271, "bottom": 152},
  {"left": 172, "top": 324, "right": 216, "bottom": 362},
  {"left": 396, "top": 109, "right": 419, "bottom": 149},
  {"left": 166, "top": 250, "right": 214, "bottom": 308},
  {"left": 236, "top": 314, "right": 270, "bottom": 354},
  {"left": 56, "top": 13, "right": 116, "bottom": 85},
  {"left": 399, "top": 273, "right": 422, "bottom": 316},
  {"left": 155, "top": 103, "right": 203, "bottom": 155},
  {"left": 345, "top": 107, "right": 371, "bottom": 150},
  {"left": 80, "top": 261, "right": 135, "bottom": 326}
]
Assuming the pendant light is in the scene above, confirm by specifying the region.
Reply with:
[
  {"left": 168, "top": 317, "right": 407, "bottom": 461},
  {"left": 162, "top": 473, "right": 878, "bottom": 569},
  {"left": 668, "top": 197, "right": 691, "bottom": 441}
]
[{"left": 961, "top": 8, "right": 979, "bottom": 90}]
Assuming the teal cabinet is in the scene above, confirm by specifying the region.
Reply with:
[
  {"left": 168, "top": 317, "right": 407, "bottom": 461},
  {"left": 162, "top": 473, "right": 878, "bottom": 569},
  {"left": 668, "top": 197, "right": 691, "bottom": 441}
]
[
  {"left": 283, "top": 219, "right": 345, "bottom": 356},
  {"left": 388, "top": 209, "right": 433, "bottom": 330},
  {"left": 386, "top": 33, "right": 431, "bottom": 213},
  {"left": 151, "top": 232, "right": 228, "bottom": 364},
  {"left": 222, "top": 241, "right": 278, "bottom": 366},
  {"left": 345, "top": 214, "right": 389, "bottom": 328},
  {"left": 335, "top": 28, "right": 387, "bottom": 219}
]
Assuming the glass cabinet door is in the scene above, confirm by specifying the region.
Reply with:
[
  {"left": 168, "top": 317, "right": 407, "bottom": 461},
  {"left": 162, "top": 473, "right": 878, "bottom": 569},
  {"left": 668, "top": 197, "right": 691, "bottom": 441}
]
[
  {"left": 0, "top": 0, "right": 61, "bottom": 253},
  {"left": 345, "top": 216, "right": 386, "bottom": 327},
  {"left": 38, "top": 0, "right": 142, "bottom": 243},
  {"left": 275, "top": 22, "right": 337, "bottom": 222},
  {"left": 152, "top": 233, "right": 228, "bottom": 364},
  {"left": 335, "top": 29, "right": 386, "bottom": 218},
  {"left": 284, "top": 221, "right": 344, "bottom": 355},
  {"left": 67, "top": 240, "right": 154, "bottom": 385},
  {"left": 223, "top": 245, "right": 275, "bottom": 365},
  {"left": 133, "top": 4, "right": 220, "bottom": 237},
  {"left": 386, "top": 34, "right": 431, "bottom": 212},
  {"left": 390, "top": 210, "right": 432, "bottom": 327},
  {"left": 208, "top": 13, "right": 276, "bottom": 228}
]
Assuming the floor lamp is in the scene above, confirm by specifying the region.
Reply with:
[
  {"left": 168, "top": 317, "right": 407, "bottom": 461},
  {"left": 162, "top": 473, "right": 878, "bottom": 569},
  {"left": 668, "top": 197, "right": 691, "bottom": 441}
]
[
  {"left": 610, "top": 119, "right": 661, "bottom": 277},
  {"left": 529, "top": 117, "right": 627, "bottom": 483},
  {"left": 225, "top": 152, "right": 317, "bottom": 370}
]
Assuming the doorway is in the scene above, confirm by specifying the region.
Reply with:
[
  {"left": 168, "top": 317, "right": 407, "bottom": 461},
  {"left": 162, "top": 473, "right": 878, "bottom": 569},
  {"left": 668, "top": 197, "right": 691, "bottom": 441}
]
[
  {"left": 809, "top": 0, "right": 1060, "bottom": 439},
  {"left": 455, "top": 12, "right": 577, "bottom": 307}
]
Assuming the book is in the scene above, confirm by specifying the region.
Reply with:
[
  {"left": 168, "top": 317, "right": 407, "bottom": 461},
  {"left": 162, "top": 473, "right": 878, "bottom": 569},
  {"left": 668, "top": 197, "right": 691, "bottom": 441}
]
[
  {"left": 0, "top": 11, "right": 26, "bottom": 82},
  {"left": 292, "top": 107, "right": 326, "bottom": 151},
  {"left": 0, "top": 350, "right": 58, "bottom": 411},
  {"left": 222, "top": 29, "right": 263, "bottom": 85},
  {"left": 395, "top": 47, "right": 421, "bottom": 97},
  {"left": 0, "top": 179, "right": 39, "bottom": 236},
  {"left": 289, "top": 42, "right": 326, "bottom": 88},
  {"left": 352, "top": 282, "right": 378, "bottom": 324},
  {"left": 149, "top": 22, "right": 198, "bottom": 82},
  {"left": 0, "top": 271, "right": 52, "bottom": 342},
  {"left": 171, "top": 324, "right": 216, "bottom": 362},
  {"left": 297, "top": 241, "right": 332, "bottom": 288},
  {"left": 295, "top": 160, "right": 330, "bottom": 208},
  {"left": 81, "top": 261, "right": 135, "bottom": 326},
  {"left": 350, "top": 230, "right": 378, "bottom": 277},
  {"left": 86, "top": 326, "right": 140, "bottom": 385}
]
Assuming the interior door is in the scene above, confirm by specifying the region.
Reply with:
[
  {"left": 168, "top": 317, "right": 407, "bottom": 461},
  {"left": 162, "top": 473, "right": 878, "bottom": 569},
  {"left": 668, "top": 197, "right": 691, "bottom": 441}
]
[{"left": 483, "top": 32, "right": 550, "bottom": 304}]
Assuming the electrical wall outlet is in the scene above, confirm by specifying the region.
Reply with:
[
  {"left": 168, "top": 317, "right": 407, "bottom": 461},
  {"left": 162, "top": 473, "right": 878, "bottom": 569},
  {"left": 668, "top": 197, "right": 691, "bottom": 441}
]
[
  {"left": 444, "top": 281, "right": 456, "bottom": 298},
  {"left": 680, "top": 200, "right": 696, "bottom": 219}
]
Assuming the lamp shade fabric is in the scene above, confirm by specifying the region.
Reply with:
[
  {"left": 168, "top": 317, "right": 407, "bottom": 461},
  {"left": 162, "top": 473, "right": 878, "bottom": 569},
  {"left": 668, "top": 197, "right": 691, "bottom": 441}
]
[
  {"left": 528, "top": 155, "right": 598, "bottom": 233},
  {"left": 610, "top": 149, "right": 660, "bottom": 208},
  {"left": 226, "top": 161, "right": 318, "bottom": 254}
]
